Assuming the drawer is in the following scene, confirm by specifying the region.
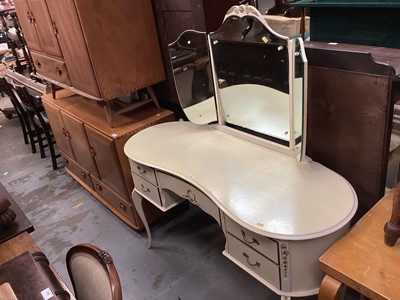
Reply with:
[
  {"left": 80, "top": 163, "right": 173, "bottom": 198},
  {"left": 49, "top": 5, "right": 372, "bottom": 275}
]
[
  {"left": 129, "top": 160, "right": 157, "bottom": 185},
  {"left": 226, "top": 234, "right": 281, "bottom": 289},
  {"left": 225, "top": 216, "right": 279, "bottom": 263},
  {"left": 157, "top": 172, "right": 220, "bottom": 223},
  {"left": 131, "top": 171, "right": 162, "bottom": 207},
  {"left": 62, "top": 152, "right": 93, "bottom": 189},
  {"left": 91, "top": 176, "right": 136, "bottom": 223},
  {"left": 30, "top": 51, "right": 72, "bottom": 86}
]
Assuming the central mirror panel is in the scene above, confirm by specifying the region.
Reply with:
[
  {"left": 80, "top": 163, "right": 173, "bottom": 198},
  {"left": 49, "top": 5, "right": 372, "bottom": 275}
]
[{"left": 209, "top": 6, "right": 307, "bottom": 156}]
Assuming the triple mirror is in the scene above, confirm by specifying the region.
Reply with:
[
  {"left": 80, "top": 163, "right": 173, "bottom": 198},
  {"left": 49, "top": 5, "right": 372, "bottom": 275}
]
[{"left": 169, "top": 5, "right": 308, "bottom": 160}]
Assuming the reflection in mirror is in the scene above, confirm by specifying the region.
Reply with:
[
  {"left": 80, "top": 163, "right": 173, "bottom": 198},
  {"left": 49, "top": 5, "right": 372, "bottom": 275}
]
[
  {"left": 169, "top": 30, "right": 217, "bottom": 124},
  {"left": 209, "top": 6, "right": 307, "bottom": 160}
]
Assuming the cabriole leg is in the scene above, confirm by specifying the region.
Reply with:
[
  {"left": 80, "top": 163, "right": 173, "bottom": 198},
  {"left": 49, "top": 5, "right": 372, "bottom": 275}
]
[{"left": 132, "top": 191, "right": 152, "bottom": 248}]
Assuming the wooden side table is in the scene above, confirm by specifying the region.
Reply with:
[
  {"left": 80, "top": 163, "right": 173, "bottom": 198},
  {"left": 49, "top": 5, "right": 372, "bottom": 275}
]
[{"left": 319, "top": 191, "right": 400, "bottom": 300}]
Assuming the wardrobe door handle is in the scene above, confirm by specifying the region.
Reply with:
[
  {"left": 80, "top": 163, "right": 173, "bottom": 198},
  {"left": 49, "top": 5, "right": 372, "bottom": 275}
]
[{"left": 27, "top": 11, "right": 32, "bottom": 23}]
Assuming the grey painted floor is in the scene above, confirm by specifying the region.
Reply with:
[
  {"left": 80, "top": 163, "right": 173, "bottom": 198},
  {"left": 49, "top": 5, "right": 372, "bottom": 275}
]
[{"left": 0, "top": 94, "right": 358, "bottom": 300}]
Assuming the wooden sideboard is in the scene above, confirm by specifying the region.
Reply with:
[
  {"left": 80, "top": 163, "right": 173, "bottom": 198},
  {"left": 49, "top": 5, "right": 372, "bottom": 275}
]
[
  {"left": 319, "top": 190, "right": 400, "bottom": 300},
  {"left": 42, "top": 90, "right": 175, "bottom": 229},
  {"left": 13, "top": 0, "right": 164, "bottom": 100}
]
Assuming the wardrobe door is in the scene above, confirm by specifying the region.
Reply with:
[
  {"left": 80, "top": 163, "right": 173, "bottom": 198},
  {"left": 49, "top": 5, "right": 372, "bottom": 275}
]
[
  {"left": 13, "top": 0, "right": 42, "bottom": 52},
  {"left": 27, "top": 0, "right": 62, "bottom": 57},
  {"left": 45, "top": 0, "right": 100, "bottom": 98}
]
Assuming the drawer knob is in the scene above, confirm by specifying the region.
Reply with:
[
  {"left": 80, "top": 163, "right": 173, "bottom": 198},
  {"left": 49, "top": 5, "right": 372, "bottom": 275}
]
[
  {"left": 55, "top": 66, "right": 62, "bottom": 76},
  {"left": 63, "top": 158, "right": 69, "bottom": 165},
  {"left": 95, "top": 184, "right": 102, "bottom": 192},
  {"left": 80, "top": 172, "right": 86, "bottom": 179},
  {"left": 141, "top": 184, "right": 150, "bottom": 193},
  {"left": 119, "top": 203, "right": 126, "bottom": 211},
  {"left": 242, "top": 252, "right": 260, "bottom": 268},
  {"left": 241, "top": 230, "right": 260, "bottom": 245},
  {"left": 35, "top": 60, "right": 41, "bottom": 68}
]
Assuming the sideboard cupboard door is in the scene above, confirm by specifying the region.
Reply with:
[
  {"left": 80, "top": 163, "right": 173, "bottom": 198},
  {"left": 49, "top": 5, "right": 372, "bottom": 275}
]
[
  {"left": 13, "top": 0, "right": 42, "bottom": 52},
  {"left": 60, "top": 112, "right": 99, "bottom": 178},
  {"left": 26, "top": 0, "right": 62, "bottom": 58},
  {"left": 84, "top": 126, "right": 129, "bottom": 200},
  {"left": 42, "top": 100, "right": 75, "bottom": 159},
  {"left": 45, "top": 0, "right": 100, "bottom": 98}
]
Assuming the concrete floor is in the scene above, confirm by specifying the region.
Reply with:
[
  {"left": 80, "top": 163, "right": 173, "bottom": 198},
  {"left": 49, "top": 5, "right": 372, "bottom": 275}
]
[{"left": 0, "top": 94, "right": 358, "bottom": 300}]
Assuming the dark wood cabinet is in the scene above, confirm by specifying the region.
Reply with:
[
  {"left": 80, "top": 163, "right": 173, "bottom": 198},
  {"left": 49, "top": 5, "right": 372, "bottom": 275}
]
[
  {"left": 305, "top": 42, "right": 400, "bottom": 222},
  {"left": 156, "top": 0, "right": 239, "bottom": 44}
]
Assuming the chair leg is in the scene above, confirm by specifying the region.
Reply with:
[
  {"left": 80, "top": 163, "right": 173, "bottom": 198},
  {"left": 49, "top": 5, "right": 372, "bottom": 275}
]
[
  {"left": 14, "top": 112, "right": 29, "bottom": 145},
  {"left": 34, "top": 127, "right": 46, "bottom": 159},
  {"left": 27, "top": 126, "right": 37, "bottom": 154},
  {"left": 21, "top": 122, "right": 29, "bottom": 145},
  {"left": 44, "top": 129, "right": 59, "bottom": 170}
]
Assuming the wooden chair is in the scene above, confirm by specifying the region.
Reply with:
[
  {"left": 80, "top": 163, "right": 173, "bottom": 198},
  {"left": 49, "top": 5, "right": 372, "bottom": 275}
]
[
  {"left": 66, "top": 244, "right": 122, "bottom": 300},
  {"left": 11, "top": 81, "right": 60, "bottom": 169},
  {"left": 1, "top": 77, "right": 40, "bottom": 152}
]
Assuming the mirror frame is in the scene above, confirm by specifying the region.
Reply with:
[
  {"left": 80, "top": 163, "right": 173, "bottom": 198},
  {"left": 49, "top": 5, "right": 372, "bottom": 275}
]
[
  {"left": 168, "top": 29, "right": 218, "bottom": 125},
  {"left": 208, "top": 5, "right": 308, "bottom": 161}
]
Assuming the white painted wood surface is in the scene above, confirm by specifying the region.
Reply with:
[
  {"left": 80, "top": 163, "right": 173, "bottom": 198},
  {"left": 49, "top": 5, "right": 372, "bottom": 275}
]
[{"left": 124, "top": 121, "right": 357, "bottom": 240}]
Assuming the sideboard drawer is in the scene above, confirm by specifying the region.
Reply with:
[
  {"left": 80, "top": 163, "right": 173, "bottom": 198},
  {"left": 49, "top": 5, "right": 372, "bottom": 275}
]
[
  {"left": 91, "top": 176, "right": 136, "bottom": 223},
  {"left": 131, "top": 172, "right": 162, "bottom": 207},
  {"left": 225, "top": 216, "right": 279, "bottom": 263},
  {"left": 157, "top": 172, "right": 220, "bottom": 223},
  {"left": 226, "top": 234, "right": 281, "bottom": 289},
  {"left": 129, "top": 160, "right": 157, "bottom": 185},
  {"left": 31, "top": 51, "right": 72, "bottom": 86},
  {"left": 62, "top": 152, "right": 93, "bottom": 189}
]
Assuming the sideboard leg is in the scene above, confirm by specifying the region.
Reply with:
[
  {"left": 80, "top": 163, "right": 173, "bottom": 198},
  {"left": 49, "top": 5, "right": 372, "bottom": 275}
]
[
  {"left": 319, "top": 274, "right": 345, "bottom": 300},
  {"left": 132, "top": 191, "right": 152, "bottom": 248}
]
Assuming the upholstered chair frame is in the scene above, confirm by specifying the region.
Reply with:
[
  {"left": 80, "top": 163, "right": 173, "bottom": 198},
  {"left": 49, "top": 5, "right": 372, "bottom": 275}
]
[{"left": 66, "top": 244, "right": 122, "bottom": 300}]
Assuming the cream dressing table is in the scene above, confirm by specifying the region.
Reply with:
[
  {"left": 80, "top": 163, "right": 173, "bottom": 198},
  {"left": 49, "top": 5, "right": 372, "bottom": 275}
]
[{"left": 124, "top": 5, "right": 357, "bottom": 299}]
